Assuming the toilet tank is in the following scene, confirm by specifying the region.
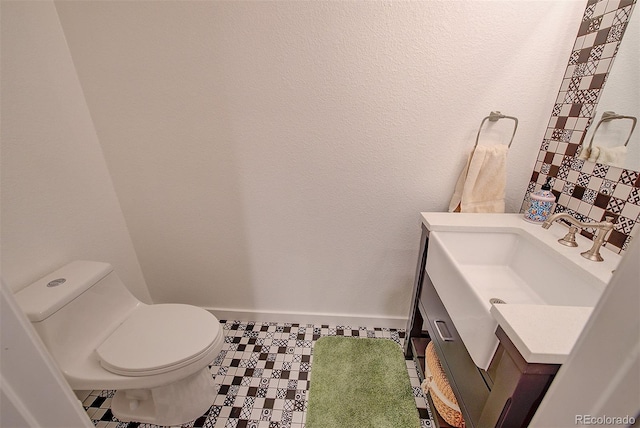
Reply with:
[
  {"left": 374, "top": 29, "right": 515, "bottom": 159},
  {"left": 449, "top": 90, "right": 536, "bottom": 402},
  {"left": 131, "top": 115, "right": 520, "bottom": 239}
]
[{"left": 14, "top": 261, "right": 142, "bottom": 368}]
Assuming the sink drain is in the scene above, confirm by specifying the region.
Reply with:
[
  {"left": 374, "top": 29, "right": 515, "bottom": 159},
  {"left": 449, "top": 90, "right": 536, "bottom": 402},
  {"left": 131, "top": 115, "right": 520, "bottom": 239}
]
[{"left": 490, "top": 298, "right": 506, "bottom": 305}]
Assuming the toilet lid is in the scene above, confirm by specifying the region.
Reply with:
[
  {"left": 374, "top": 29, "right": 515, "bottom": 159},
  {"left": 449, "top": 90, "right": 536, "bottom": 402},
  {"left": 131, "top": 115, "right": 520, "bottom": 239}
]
[{"left": 96, "top": 304, "right": 221, "bottom": 376}]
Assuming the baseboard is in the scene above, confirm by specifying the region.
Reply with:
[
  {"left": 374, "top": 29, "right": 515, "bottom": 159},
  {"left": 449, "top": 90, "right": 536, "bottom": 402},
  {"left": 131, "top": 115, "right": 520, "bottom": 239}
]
[{"left": 204, "top": 307, "right": 407, "bottom": 330}]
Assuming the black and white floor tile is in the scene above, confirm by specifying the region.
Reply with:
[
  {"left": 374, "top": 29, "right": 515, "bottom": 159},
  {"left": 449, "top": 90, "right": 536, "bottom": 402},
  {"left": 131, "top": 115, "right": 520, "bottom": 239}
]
[{"left": 83, "top": 321, "right": 434, "bottom": 428}]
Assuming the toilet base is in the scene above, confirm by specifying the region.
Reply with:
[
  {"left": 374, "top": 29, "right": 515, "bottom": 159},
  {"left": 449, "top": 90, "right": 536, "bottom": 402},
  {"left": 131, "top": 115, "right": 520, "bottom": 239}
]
[{"left": 111, "top": 367, "right": 216, "bottom": 426}]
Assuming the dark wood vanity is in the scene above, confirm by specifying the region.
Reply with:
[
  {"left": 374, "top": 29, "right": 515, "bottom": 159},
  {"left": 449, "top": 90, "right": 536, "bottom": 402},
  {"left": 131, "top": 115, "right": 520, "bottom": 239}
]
[{"left": 405, "top": 224, "right": 561, "bottom": 428}]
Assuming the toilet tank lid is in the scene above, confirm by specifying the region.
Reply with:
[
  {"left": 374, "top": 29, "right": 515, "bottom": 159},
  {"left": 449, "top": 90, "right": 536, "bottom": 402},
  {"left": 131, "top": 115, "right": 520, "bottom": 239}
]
[{"left": 14, "top": 261, "right": 113, "bottom": 322}]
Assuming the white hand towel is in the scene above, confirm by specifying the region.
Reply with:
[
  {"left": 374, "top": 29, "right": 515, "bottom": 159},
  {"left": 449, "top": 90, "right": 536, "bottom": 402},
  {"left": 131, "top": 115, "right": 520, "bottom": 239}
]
[
  {"left": 578, "top": 145, "right": 591, "bottom": 160},
  {"left": 587, "top": 146, "right": 601, "bottom": 163},
  {"left": 448, "top": 145, "right": 508, "bottom": 213},
  {"left": 589, "top": 145, "right": 627, "bottom": 168}
]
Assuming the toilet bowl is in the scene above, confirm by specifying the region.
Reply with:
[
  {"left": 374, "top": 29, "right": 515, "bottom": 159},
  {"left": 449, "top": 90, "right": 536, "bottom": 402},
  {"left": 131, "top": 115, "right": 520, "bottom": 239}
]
[{"left": 14, "top": 261, "right": 224, "bottom": 426}]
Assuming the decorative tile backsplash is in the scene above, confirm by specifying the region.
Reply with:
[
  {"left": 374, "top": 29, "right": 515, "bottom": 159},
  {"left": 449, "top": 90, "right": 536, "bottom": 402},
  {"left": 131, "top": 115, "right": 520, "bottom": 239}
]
[{"left": 523, "top": 0, "right": 638, "bottom": 254}]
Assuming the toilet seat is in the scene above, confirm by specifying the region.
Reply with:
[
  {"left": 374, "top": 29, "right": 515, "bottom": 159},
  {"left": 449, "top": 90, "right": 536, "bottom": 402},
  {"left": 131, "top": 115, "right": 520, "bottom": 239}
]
[{"left": 96, "top": 304, "right": 221, "bottom": 377}]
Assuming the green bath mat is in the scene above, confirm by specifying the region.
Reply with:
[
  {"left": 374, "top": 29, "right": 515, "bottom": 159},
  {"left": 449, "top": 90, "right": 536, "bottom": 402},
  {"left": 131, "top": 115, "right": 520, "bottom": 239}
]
[{"left": 306, "top": 336, "right": 420, "bottom": 428}]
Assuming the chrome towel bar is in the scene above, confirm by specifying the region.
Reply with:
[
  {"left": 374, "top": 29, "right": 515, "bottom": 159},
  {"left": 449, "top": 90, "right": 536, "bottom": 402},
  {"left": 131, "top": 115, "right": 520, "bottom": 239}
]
[{"left": 474, "top": 111, "right": 519, "bottom": 149}]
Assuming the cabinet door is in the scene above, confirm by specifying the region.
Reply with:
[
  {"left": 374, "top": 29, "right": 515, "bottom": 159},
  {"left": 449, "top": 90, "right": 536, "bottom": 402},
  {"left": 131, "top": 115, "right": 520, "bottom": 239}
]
[{"left": 420, "top": 271, "right": 490, "bottom": 427}]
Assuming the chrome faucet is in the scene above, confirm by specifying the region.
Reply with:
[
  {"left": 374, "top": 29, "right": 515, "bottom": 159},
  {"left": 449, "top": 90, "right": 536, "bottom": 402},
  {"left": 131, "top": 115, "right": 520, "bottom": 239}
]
[{"left": 541, "top": 213, "right": 614, "bottom": 262}]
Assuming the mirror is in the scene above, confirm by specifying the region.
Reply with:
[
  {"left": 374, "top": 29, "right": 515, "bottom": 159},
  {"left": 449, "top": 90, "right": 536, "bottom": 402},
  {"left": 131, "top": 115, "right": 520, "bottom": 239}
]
[
  {"left": 580, "top": 9, "right": 639, "bottom": 169},
  {"left": 528, "top": 0, "right": 639, "bottom": 255}
]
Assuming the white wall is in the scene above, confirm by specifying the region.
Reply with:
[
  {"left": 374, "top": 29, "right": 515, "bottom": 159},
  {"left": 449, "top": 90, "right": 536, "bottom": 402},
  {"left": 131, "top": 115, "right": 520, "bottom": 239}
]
[
  {"left": 0, "top": 1, "right": 151, "bottom": 302},
  {"left": 49, "top": 0, "right": 585, "bottom": 324}
]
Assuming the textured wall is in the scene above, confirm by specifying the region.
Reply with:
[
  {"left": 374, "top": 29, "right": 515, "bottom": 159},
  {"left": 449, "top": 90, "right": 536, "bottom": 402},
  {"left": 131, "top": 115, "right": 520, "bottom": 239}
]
[
  {"left": 0, "top": 1, "right": 151, "bottom": 302},
  {"left": 47, "top": 1, "right": 583, "bottom": 324}
]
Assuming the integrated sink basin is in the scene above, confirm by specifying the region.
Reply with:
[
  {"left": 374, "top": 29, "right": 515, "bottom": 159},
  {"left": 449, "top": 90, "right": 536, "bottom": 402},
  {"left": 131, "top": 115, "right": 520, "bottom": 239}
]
[{"left": 426, "top": 228, "right": 606, "bottom": 370}]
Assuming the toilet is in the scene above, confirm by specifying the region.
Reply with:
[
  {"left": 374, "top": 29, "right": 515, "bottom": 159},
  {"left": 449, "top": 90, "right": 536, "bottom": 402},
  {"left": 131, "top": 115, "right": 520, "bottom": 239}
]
[{"left": 14, "top": 260, "right": 224, "bottom": 426}]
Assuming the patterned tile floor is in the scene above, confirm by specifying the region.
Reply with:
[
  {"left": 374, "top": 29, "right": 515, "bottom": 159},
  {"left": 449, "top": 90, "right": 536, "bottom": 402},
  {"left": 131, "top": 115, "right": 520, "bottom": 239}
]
[{"left": 83, "top": 321, "right": 434, "bottom": 428}]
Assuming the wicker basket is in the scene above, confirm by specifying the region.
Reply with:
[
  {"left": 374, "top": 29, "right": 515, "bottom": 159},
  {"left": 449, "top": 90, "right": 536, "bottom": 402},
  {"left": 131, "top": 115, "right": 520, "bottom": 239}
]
[{"left": 421, "top": 341, "right": 466, "bottom": 428}]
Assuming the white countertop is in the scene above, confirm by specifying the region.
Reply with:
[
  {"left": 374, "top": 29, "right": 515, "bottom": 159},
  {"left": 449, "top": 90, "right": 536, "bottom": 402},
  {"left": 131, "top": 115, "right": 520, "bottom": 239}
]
[
  {"left": 490, "top": 304, "right": 593, "bottom": 364},
  {"left": 420, "top": 212, "right": 621, "bottom": 365}
]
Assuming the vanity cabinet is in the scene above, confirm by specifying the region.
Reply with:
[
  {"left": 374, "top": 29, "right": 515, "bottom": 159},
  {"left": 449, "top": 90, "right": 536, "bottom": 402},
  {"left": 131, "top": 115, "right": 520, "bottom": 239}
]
[{"left": 405, "top": 224, "right": 560, "bottom": 428}]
